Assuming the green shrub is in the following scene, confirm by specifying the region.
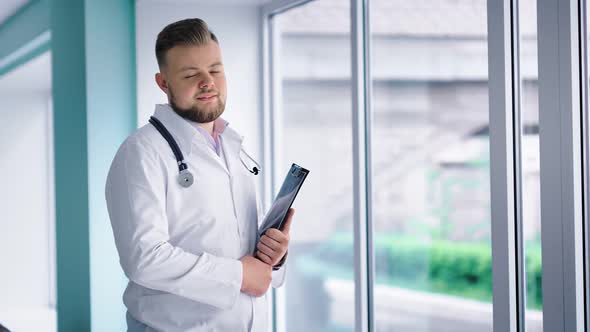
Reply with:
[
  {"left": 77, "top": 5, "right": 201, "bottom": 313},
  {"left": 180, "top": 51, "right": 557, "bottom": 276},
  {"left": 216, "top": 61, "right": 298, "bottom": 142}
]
[{"left": 304, "top": 233, "right": 543, "bottom": 309}]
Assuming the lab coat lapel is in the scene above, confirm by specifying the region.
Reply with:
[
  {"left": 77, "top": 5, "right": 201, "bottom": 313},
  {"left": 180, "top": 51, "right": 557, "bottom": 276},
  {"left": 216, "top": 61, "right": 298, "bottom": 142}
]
[
  {"left": 193, "top": 139, "right": 230, "bottom": 176},
  {"left": 220, "top": 130, "right": 258, "bottom": 253},
  {"left": 220, "top": 132, "right": 242, "bottom": 194}
]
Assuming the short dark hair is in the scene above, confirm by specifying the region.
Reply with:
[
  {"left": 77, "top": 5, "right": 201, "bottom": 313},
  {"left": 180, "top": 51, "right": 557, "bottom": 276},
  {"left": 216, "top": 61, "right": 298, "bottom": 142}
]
[{"left": 155, "top": 18, "right": 218, "bottom": 68}]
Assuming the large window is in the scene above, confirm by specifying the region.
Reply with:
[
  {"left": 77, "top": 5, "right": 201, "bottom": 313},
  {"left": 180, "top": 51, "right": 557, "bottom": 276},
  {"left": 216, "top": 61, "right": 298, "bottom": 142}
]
[
  {"left": 369, "top": 1, "right": 493, "bottom": 331},
  {"left": 271, "top": 1, "right": 355, "bottom": 331},
  {"left": 264, "top": 0, "right": 588, "bottom": 331}
]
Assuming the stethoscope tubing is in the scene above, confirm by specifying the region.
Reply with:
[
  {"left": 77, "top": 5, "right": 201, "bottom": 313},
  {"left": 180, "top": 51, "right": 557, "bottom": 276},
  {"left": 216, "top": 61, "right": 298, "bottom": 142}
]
[
  {"left": 149, "top": 116, "right": 188, "bottom": 171},
  {"left": 149, "top": 116, "right": 261, "bottom": 187}
]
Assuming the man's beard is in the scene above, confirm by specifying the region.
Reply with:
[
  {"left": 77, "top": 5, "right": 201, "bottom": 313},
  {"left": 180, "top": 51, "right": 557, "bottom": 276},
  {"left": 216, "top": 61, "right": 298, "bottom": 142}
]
[{"left": 169, "top": 88, "right": 226, "bottom": 123}]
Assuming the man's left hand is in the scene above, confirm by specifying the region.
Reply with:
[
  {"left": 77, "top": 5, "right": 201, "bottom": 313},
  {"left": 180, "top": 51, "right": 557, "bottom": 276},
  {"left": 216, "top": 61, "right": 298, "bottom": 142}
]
[{"left": 256, "top": 208, "right": 294, "bottom": 267}]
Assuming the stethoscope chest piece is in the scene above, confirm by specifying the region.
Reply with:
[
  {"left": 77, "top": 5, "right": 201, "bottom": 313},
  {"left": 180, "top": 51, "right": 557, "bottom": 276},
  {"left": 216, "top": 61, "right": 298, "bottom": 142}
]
[{"left": 178, "top": 169, "right": 194, "bottom": 188}]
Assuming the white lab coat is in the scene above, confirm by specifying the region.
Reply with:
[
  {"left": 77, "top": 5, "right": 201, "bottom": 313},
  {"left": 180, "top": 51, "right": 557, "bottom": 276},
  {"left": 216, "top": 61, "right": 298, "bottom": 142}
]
[{"left": 105, "top": 104, "right": 285, "bottom": 332}]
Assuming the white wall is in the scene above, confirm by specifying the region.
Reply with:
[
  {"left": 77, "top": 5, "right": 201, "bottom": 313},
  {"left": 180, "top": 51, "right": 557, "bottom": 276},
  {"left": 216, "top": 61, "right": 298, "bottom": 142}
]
[
  {"left": 136, "top": 1, "right": 263, "bottom": 157},
  {"left": 0, "top": 51, "right": 55, "bottom": 331},
  {"left": 0, "top": 93, "right": 53, "bottom": 308}
]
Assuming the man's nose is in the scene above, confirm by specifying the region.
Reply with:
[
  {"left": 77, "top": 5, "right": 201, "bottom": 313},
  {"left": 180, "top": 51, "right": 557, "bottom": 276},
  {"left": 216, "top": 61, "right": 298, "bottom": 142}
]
[{"left": 199, "top": 74, "right": 215, "bottom": 90}]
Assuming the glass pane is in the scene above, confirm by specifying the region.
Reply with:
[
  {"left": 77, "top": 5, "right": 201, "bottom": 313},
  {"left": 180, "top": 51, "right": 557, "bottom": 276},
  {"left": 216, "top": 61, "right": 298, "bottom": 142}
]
[
  {"left": 369, "top": 1, "right": 493, "bottom": 331},
  {"left": 273, "top": 1, "right": 354, "bottom": 331},
  {"left": 519, "top": 0, "right": 543, "bottom": 330}
]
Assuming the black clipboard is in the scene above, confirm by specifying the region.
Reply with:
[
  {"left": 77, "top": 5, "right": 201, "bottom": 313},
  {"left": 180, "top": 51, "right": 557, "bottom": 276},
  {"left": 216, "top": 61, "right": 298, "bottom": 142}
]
[{"left": 257, "top": 163, "right": 309, "bottom": 237}]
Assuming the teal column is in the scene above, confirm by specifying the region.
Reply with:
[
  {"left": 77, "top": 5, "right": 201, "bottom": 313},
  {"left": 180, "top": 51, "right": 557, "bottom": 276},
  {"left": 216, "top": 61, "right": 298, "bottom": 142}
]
[{"left": 51, "top": 1, "right": 136, "bottom": 331}]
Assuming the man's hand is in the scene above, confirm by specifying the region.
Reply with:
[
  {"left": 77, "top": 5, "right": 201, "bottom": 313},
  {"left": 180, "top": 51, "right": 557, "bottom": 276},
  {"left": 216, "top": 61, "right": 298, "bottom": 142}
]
[
  {"left": 240, "top": 256, "right": 272, "bottom": 297},
  {"left": 256, "top": 208, "right": 294, "bottom": 267}
]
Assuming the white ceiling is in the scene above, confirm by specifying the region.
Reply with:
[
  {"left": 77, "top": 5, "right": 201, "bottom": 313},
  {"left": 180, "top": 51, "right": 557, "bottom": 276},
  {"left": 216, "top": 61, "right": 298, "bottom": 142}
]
[
  {"left": 0, "top": 0, "right": 276, "bottom": 96},
  {"left": 0, "top": 0, "right": 51, "bottom": 94},
  {"left": 0, "top": 0, "right": 29, "bottom": 26},
  {"left": 0, "top": 0, "right": 275, "bottom": 27},
  {"left": 0, "top": 51, "right": 51, "bottom": 94},
  {"left": 136, "top": 0, "right": 274, "bottom": 5}
]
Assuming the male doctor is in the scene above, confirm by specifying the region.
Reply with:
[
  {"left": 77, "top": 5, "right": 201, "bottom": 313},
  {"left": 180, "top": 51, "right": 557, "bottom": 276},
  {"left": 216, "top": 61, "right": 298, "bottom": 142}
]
[{"left": 105, "top": 18, "right": 293, "bottom": 332}]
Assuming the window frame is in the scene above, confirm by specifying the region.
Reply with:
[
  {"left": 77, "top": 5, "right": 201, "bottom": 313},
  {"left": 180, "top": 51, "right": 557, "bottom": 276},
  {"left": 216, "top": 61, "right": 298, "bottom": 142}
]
[
  {"left": 580, "top": 0, "right": 590, "bottom": 328},
  {"left": 487, "top": 1, "right": 522, "bottom": 331},
  {"left": 537, "top": 0, "right": 587, "bottom": 330}
]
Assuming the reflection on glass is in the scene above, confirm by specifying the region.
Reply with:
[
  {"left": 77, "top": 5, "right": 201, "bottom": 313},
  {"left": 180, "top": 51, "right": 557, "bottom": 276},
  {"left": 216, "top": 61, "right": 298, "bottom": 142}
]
[
  {"left": 370, "top": 1, "right": 493, "bottom": 331},
  {"left": 274, "top": 1, "right": 354, "bottom": 331},
  {"left": 519, "top": 0, "right": 543, "bottom": 330},
  {"left": 258, "top": 164, "right": 309, "bottom": 236}
]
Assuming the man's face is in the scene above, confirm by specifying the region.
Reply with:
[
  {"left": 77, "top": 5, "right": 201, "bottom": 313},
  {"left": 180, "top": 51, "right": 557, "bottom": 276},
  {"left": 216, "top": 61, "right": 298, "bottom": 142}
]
[{"left": 156, "top": 41, "right": 227, "bottom": 123}]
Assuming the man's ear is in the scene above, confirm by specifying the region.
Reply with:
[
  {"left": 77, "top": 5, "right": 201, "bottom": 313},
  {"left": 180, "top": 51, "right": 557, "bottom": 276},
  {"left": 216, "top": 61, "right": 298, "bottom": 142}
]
[{"left": 155, "top": 72, "right": 168, "bottom": 94}]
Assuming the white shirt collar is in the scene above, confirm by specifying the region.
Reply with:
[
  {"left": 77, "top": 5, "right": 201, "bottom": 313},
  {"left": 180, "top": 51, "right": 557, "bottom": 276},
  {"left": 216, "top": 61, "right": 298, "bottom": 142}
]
[{"left": 152, "top": 104, "right": 243, "bottom": 158}]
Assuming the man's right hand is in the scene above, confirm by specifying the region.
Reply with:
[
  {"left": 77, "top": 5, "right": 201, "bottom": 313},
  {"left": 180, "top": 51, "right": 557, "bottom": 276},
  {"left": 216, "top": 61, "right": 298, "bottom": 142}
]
[{"left": 240, "top": 256, "right": 272, "bottom": 297}]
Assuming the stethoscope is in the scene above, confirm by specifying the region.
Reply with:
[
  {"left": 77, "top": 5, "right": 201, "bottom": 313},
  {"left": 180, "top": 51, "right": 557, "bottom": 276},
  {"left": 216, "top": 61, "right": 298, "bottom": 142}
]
[{"left": 149, "top": 116, "right": 262, "bottom": 188}]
